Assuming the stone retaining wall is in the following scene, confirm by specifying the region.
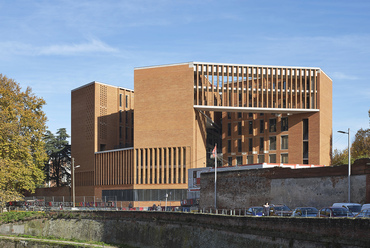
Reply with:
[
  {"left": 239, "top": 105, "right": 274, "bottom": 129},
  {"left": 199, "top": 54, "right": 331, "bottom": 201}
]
[{"left": 1, "top": 211, "right": 370, "bottom": 248}]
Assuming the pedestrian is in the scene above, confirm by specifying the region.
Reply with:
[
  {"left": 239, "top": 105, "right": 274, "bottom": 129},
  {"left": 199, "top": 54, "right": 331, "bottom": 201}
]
[
  {"left": 263, "top": 202, "right": 270, "bottom": 216},
  {"left": 152, "top": 203, "right": 156, "bottom": 211},
  {"left": 128, "top": 202, "right": 133, "bottom": 209}
]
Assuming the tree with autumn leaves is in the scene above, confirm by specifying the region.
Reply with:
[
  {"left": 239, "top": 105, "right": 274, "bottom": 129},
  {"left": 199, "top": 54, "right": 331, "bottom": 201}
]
[
  {"left": 0, "top": 74, "right": 47, "bottom": 211},
  {"left": 332, "top": 110, "right": 370, "bottom": 165}
]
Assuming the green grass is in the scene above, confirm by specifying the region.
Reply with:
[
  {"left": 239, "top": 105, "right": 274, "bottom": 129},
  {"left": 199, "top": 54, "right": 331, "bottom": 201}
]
[{"left": 0, "top": 211, "right": 45, "bottom": 223}]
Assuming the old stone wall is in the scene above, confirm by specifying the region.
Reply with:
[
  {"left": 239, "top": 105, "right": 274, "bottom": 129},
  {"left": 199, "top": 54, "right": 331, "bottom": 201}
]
[
  {"left": 0, "top": 211, "right": 369, "bottom": 248},
  {"left": 200, "top": 159, "right": 370, "bottom": 209}
]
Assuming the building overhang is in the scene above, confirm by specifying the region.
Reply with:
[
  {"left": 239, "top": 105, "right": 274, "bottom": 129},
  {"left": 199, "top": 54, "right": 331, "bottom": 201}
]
[{"left": 194, "top": 105, "right": 319, "bottom": 114}]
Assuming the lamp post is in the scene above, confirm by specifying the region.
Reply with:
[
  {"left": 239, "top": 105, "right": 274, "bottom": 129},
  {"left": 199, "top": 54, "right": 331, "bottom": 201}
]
[
  {"left": 72, "top": 158, "right": 80, "bottom": 209},
  {"left": 338, "top": 128, "right": 351, "bottom": 203}
]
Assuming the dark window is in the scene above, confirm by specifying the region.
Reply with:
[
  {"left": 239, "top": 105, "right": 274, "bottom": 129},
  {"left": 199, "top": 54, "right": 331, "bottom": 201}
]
[
  {"left": 281, "top": 117, "right": 288, "bottom": 131},
  {"left": 119, "top": 94, "right": 122, "bottom": 107},
  {"left": 281, "top": 136, "right": 288, "bottom": 149},
  {"left": 238, "top": 122, "right": 242, "bottom": 135},
  {"left": 303, "top": 119, "right": 309, "bottom": 140},
  {"left": 249, "top": 121, "right": 253, "bottom": 134},
  {"left": 269, "top": 154, "right": 276, "bottom": 163},
  {"left": 238, "top": 139, "right": 242, "bottom": 152},
  {"left": 249, "top": 113, "right": 253, "bottom": 118},
  {"left": 249, "top": 138, "right": 253, "bottom": 152},
  {"left": 260, "top": 120, "right": 264, "bottom": 133},
  {"left": 228, "top": 140, "right": 231, "bottom": 153},
  {"left": 100, "top": 144, "right": 106, "bottom": 151},
  {"left": 125, "top": 95, "right": 128, "bottom": 108},
  {"left": 228, "top": 157, "right": 233, "bottom": 166},
  {"left": 238, "top": 112, "right": 242, "bottom": 118},
  {"left": 260, "top": 137, "right": 264, "bottom": 151},
  {"left": 269, "top": 136, "right": 276, "bottom": 150},
  {"left": 236, "top": 156, "right": 242, "bottom": 165},
  {"left": 269, "top": 118, "right": 276, "bottom": 132},
  {"left": 119, "top": 110, "right": 122, "bottom": 123},
  {"left": 227, "top": 112, "right": 231, "bottom": 119},
  {"left": 303, "top": 141, "right": 308, "bottom": 159},
  {"left": 119, "top": 126, "right": 122, "bottom": 139},
  {"left": 228, "top": 123, "right": 231, "bottom": 136}
]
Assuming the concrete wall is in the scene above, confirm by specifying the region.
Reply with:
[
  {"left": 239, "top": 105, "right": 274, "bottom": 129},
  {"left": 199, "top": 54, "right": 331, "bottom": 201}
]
[
  {"left": 200, "top": 159, "right": 370, "bottom": 209},
  {"left": 1, "top": 211, "right": 369, "bottom": 248}
]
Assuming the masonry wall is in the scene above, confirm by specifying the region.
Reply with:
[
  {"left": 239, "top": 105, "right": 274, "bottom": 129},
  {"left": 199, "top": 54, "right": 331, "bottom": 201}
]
[
  {"left": 200, "top": 159, "right": 370, "bottom": 209},
  {"left": 1, "top": 211, "right": 369, "bottom": 248}
]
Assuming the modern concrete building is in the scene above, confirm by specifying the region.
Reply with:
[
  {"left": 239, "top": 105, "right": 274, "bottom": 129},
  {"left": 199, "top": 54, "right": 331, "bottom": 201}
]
[{"left": 71, "top": 62, "right": 332, "bottom": 207}]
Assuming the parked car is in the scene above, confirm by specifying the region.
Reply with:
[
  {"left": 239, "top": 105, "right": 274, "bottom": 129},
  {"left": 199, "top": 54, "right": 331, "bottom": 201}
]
[
  {"left": 270, "top": 204, "right": 292, "bottom": 216},
  {"left": 246, "top": 206, "right": 263, "bottom": 216},
  {"left": 291, "top": 207, "right": 319, "bottom": 217},
  {"left": 354, "top": 208, "right": 370, "bottom": 218},
  {"left": 332, "top": 203, "right": 362, "bottom": 216},
  {"left": 361, "top": 204, "right": 370, "bottom": 211},
  {"left": 317, "top": 207, "right": 354, "bottom": 218}
]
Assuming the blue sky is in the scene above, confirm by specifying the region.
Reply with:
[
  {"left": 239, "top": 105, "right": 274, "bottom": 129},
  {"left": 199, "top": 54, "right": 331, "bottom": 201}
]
[{"left": 0, "top": 0, "right": 369, "bottom": 151}]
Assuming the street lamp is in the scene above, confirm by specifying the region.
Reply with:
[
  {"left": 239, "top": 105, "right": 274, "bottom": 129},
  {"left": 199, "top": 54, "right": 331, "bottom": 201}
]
[
  {"left": 72, "top": 158, "right": 80, "bottom": 209},
  {"left": 338, "top": 128, "right": 351, "bottom": 203}
]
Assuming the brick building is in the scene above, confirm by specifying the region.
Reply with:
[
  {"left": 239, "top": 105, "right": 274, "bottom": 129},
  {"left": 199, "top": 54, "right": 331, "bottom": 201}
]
[{"left": 71, "top": 62, "right": 332, "bottom": 207}]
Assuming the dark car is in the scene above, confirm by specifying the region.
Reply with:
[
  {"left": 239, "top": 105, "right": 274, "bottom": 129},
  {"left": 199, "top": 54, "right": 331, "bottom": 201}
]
[
  {"left": 291, "top": 207, "right": 319, "bottom": 217},
  {"left": 354, "top": 208, "right": 370, "bottom": 218},
  {"left": 246, "top": 206, "right": 263, "bottom": 216},
  {"left": 317, "top": 207, "right": 354, "bottom": 218},
  {"left": 270, "top": 204, "right": 292, "bottom": 216}
]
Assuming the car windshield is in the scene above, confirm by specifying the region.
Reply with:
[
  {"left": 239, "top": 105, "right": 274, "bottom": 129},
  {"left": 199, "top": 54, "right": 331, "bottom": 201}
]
[
  {"left": 274, "top": 206, "right": 290, "bottom": 211},
  {"left": 248, "top": 207, "right": 263, "bottom": 212},
  {"left": 347, "top": 205, "right": 361, "bottom": 212},
  {"left": 332, "top": 208, "right": 350, "bottom": 216},
  {"left": 300, "top": 208, "right": 318, "bottom": 214}
]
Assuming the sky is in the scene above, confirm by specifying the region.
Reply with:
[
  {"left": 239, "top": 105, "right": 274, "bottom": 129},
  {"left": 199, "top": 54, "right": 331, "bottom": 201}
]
[{"left": 0, "top": 0, "right": 369, "bottom": 151}]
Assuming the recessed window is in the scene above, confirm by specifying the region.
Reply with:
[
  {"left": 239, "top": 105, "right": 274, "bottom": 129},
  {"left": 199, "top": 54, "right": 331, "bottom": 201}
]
[
  {"left": 258, "top": 154, "right": 265, "bottom": 163},
  {"left": 269, "top": 154, "right": 276, "bottom": 163},
  {"left": 228, "top": 157, "right": 233, "bottom": 166},
  {"left": 281, "top": 154, "right": 288, "bottom": 164},
  {"left": 260, "top": 120, "right": 264, "bottom": 133},
  {"left": 269, "top": 136, "right": 276, "bottom": 150},
  {"left": 228, "top": 123, "right": 231, "bottom": 136},
  {"left": 238, "top": 122, "right": 242, "bottom": 135},
  {"left": 238, "top": 139, "right": 242, "bottom": 153},
  {"left": 269, "top": 118, "right": 277, "bottom": 132},
  {"left": 281, "top": 135, "right": 288, "bottom": 149},
  {"left": 281, "top": 117, "right": 288, "bottom": 132},
  {"left": 227, "top": 112, "right": 231, "bottom": 119},
  {"left": 228, "top": 140, "right": 231, "bottom": 153},
  {"left": 249, "top": 138, "right": 253, "bottom": 152},
  {"left": 260, "top": 137, "right": 264, "bottom": 151},
  {"left": 249, "top": 121, "right": 253, "bottom": 134},
  {"left": 236, "top": 156, "right": 242, "bottom": 165},
  {"left": 247, "top": 155, "right": 253, "bottom": 164}
]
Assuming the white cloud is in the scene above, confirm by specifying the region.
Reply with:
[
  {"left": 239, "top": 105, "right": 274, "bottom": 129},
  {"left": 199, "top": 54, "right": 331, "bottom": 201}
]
[
  {"left": 0, "top": 39, "right": 118, "bottom": 57},
  {"left": 331, "top": 72, "right": 359, "bottom": 80},
  {"left": 38, "top": 39, "right": 118, "bottom": 55}
]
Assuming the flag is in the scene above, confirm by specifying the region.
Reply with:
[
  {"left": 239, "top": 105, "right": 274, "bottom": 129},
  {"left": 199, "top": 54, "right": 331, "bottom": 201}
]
[{"left": 212, "top": 144, "right": 217, "bottom": 158}]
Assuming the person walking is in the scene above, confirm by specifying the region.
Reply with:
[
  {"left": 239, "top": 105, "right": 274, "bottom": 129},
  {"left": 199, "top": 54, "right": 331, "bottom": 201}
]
[{"left": 263, "top": 202, "right": 270, "bottom": 216}]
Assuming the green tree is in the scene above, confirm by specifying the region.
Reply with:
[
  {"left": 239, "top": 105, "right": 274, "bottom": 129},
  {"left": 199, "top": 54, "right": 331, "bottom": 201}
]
[
  {"left": 0, "top": 74, "right": 47, "bottom": 210},
  {"left": 331, "top": 148, "right": 348, "bottom": 166},
  {"left": 44, "top": 128, "right": 71, "bottom": 187},
  {"left": 351, "top": 128, "right": 370, "bottom": 159}
]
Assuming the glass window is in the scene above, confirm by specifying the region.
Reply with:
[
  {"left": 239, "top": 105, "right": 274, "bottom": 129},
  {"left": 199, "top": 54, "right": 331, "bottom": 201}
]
[
  {"left": 238, "top": 122, "right": 242, "bottom": 135},
  {"left": 247, "top": 155, "right": 253, "bottom": 164},
  {"left": 125, "top": 95, "right": 129, "bottom": 108},
  {"left": 281, "top": 154, "right": 288, "bottom": 163},
  {"left": 281, "top": 135, "right": 288, "bottom": 149},
  {"left": 249, "top": 138, "right": 253, "bottom": 152},
  {"left": 303, "top": 119, "right": 309, "bottom": 140},
  {"left": 258, "top": 154, "right": 264, "bottom": 163},
  {"left": 228, "top": 157, "right": 233, "bottom": 166},
  {"left": 228, "top": 140, "right": 231, "bottom": 153},
  {"left": 236, "top": 156, "right": 242, "bottom": 165},
  {"left": 119, "top": 94, "right": 122, "bottom": 107},
  {"left": 269, "top": 136, "right": 276, "bottom": 150},
  {"left": 249, "top": 121, "right": 253, "bottom": 134},
  {"left": 238, "top": 112, "right": 242, "bottom": 118},
  {"left": 269, "top": 154, "right": 276, "bottom": 163},
  {"left": 227, "top": 112, "right": 231, "bottom": 119},
  {"left": 259, "top": 137, "right": 264, "bottom": 151},
  {"left": 228, "top": 123, "right": 231, "bottom": 136},
  {"left": 238, "top": 139, "right": 242, "bottom": 152},
  {"left": 269, "top": 118, "right": 276, "bottom": 132},
  {"left": 281, "top": 117, "right": 288, "bottom": 131},
  {"left": 260, "top": 120, "right": 264, "bottom": 133}
]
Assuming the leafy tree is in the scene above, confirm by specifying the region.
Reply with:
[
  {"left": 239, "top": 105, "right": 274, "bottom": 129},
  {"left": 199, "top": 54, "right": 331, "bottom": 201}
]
[
  {"left": 0, "top": 74, "right": 47, "bottom": 211},
  {"left": 351, "top": 128, "right": 370, "bottom": 159},
  {"left": 44, "top": 128, "right": 71, "bottom": 187},
  {"left": 331, "top": 148, "right": 348, "bottom": 166}
]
